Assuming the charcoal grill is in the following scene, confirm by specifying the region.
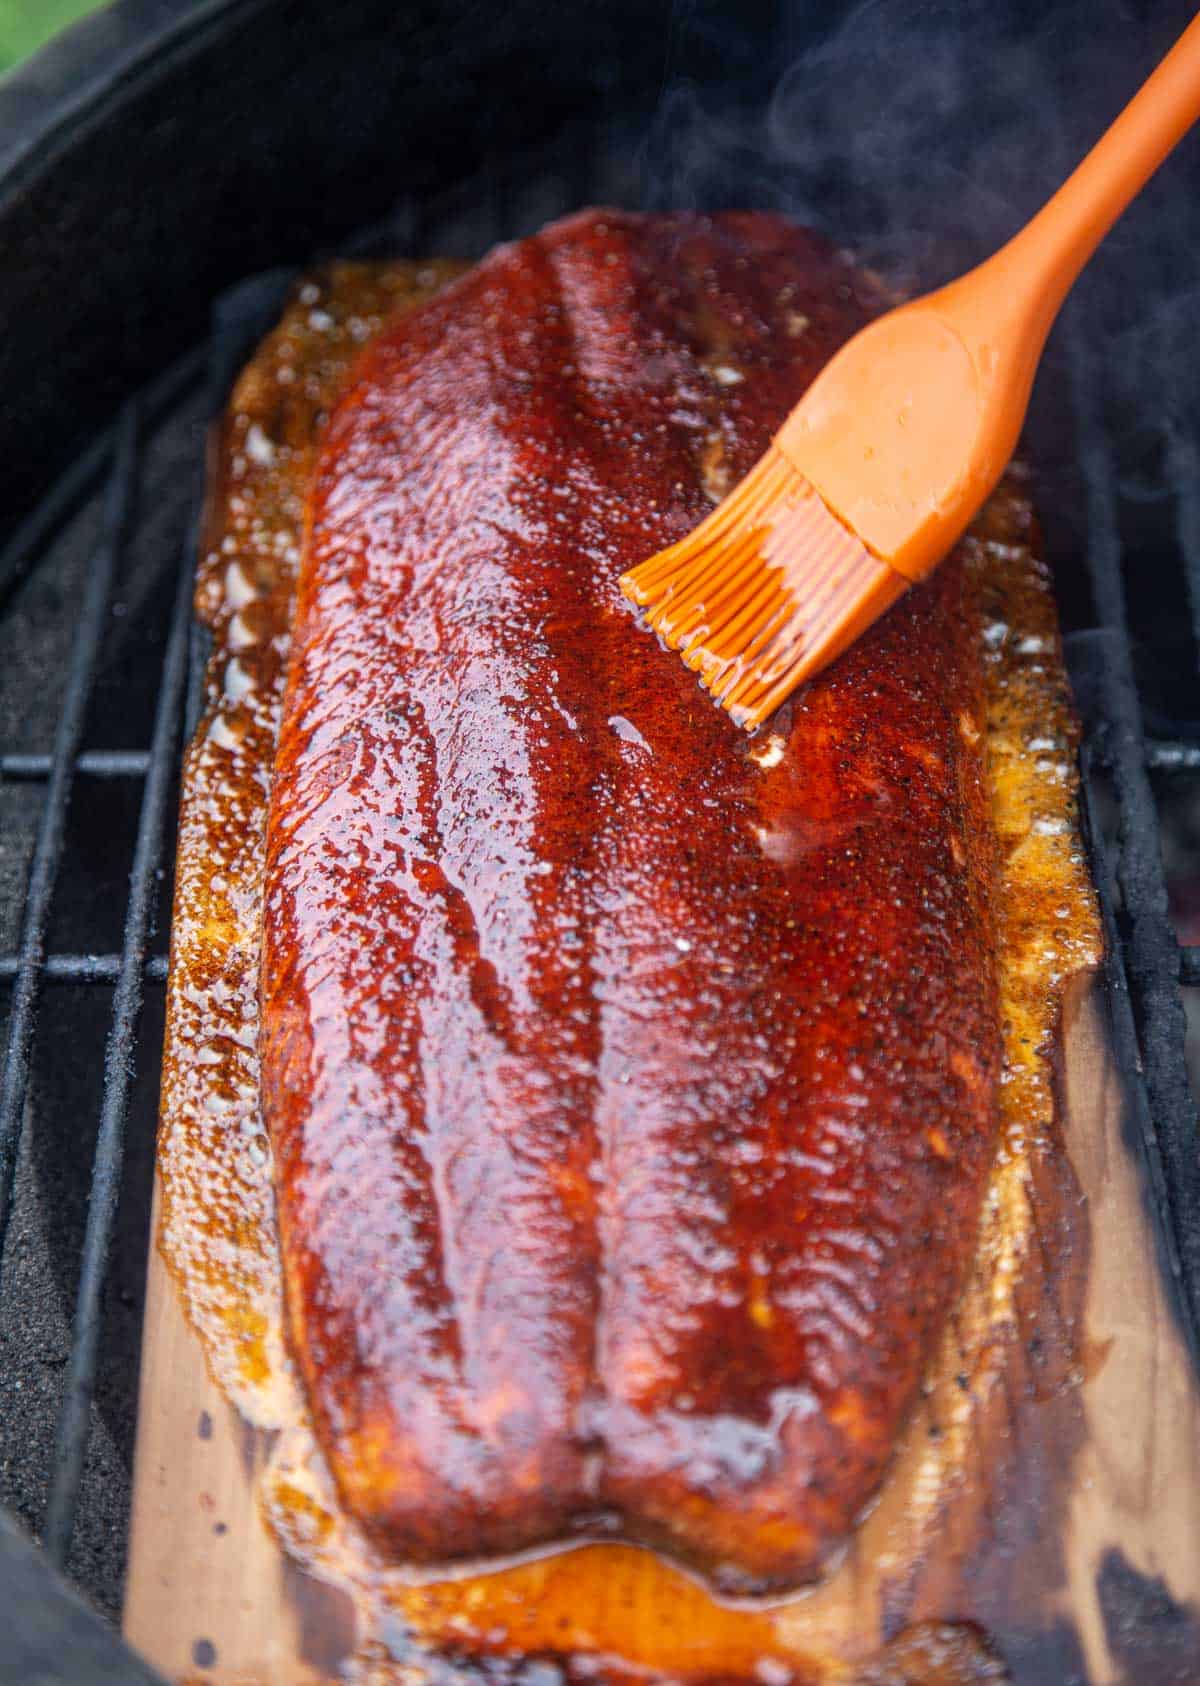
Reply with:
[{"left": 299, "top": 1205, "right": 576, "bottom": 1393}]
[{"left": 1, "top": 0, "right": 1199, "bottom": 1680}]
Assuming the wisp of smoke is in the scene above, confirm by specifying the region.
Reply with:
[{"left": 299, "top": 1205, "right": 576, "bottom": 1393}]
[{"left": 640, "top": 0, "right": 1200, "bottom": 494}]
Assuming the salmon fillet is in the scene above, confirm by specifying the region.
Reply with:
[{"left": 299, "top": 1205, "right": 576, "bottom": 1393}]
[{"left": 259, "top": 210, "right": 1003, "bottom": 1594}]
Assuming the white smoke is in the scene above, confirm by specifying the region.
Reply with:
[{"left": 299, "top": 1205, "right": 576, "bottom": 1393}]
[{"left": 639, "top": 0, "right": 1200, "bottom": 483}]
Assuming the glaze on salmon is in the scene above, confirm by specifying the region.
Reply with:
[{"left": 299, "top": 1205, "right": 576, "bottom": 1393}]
[{"left": 259, "top": 211, "right": 1003, "bottom": 1594}]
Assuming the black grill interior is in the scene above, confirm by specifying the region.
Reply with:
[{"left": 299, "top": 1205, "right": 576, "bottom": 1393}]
[{"left": 1, "top": 0, "right": 1199, "bottom": 1679}]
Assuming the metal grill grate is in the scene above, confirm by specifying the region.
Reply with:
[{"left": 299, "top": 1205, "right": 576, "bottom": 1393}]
[
  {"left": 1063, "top": 312, "right": 1200, "bottom": 1353},
  {"left": 1, "top": 153, "right": 1199, "bottom": 1680},
  {"left": 0, "top": 354, "right": 206, "bottom": 1578}
]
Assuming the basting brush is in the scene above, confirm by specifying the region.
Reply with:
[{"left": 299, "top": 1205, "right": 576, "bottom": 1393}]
[{"left": 621, "top": 14, "right": 1200, "bottom": 730}]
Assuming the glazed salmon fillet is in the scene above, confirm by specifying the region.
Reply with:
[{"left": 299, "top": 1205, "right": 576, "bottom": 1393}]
[{"left": 259, "top": 210, "right": 1003, "bottom": 1594}]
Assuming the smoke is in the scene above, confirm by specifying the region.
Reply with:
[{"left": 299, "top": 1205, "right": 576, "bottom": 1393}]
[
  {"left": 644, "top": 2, "right": 1187, "bottom": 266},
  {"left": 639, "top": 0, "right": 1200, "bottom": 501}
]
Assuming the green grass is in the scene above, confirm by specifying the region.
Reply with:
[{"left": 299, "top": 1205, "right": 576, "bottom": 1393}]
[{"left": 0, "top": 0, "right": 110, "bottom": 74}]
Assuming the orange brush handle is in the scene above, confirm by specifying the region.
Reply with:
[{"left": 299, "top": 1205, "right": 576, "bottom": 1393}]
[{"left": 779, "top": 12, "right": 1200, "bottom": 584}]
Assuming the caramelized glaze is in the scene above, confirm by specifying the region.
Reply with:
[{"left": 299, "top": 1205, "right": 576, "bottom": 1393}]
[
  {"left": 157, "top": 219, "right": 1101, "bottom": 1681},
  {"left": 265, "top": 211, "right": 1000, "bottom": 1591},
  {"left": 158, "top": 260, "right": 465, "bottom": 1415}
]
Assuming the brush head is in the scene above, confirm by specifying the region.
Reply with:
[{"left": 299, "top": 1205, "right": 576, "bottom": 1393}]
[{"left": 620, "top": 446, "right": 908, "bottom": 731}]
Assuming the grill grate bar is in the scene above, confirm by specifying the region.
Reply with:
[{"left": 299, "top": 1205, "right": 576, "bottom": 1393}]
[
  {"left": 43, "top": 524, "right": 195, "bottom": 1565},
  {"left": 1, "top": 751, "right": 151, "bottom": 782},
  {"left": 1078, "top": 753, "right": 1198, "bottom": 1363},
  {"left": 0, "top": 350, "right": 203, "bottom": 610},
  {"left": 0, "top": 954, "right": 169, "bottom": 984},
  {"left": 0, "top": 437, "right": 113, "bottom": 612},
  {"left": 0, "top": 408, "right": 138, "bottom": 1270},
  {"left": 1143, "top": 738, "right": 1200, "bottom": 773},
  {"left": 1169, "top": 427, "right": 1200, "bottom": 660},
  {"left": 185, "top": 622, "right": 209, "bottom": 745},
  {"left": 1068, "top": 314, "right": 1200, "bottom": 1341}
]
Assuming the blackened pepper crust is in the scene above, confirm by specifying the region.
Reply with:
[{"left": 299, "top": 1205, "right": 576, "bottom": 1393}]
[{"left": 260, "top": 210, "right": 1003, "bottom": 1592}]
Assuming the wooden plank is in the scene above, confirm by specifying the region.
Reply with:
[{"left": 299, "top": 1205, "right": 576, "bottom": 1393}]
[
  {"left": 1051, "top": 977, "right": 1200, "bottom": 1683},
  {"left": 123, "top": 977, "right": 1200, "bottom": 1684},
  {"left": 125, "top": 1184, "right": 343, "bottom": 1686}
]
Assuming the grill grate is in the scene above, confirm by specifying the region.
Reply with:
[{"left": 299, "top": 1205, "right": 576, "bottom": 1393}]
[
  {"left": 0, "top": 356, "right": 206, "bottom": 1589},
  {"left": 1, "top": 162, "right": 1200, "bottom": 1679},
  {"left": 42, "top": 483, "right": 197, "bottom": 1566},
  {"left": 1063, "top": 310, "right": 1200, "bottom": 1347}
]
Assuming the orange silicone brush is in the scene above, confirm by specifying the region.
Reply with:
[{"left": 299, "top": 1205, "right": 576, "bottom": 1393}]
[{"left": 621, "top": 14, "right": 1200, "bottom": 730}]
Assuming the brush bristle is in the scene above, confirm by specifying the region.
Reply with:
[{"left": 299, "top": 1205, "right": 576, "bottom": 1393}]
[{"left": 619, "top": 446, "right": 907, "bottom": 731}]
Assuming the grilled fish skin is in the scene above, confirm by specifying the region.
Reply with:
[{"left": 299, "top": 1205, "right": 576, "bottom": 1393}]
[{"left": 260, "top": 210, "right": 1002, "bottom": 1593}]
